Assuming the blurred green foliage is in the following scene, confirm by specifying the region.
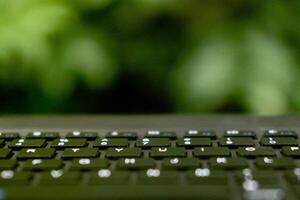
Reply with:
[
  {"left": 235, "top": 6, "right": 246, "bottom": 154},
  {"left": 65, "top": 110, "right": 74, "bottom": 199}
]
[{"left": 0, "top": 0, "right": 300, "bottom": 114}]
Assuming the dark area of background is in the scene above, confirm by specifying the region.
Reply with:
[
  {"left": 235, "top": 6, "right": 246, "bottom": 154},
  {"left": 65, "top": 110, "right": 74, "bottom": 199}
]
[{"left": 0, "top": 0, "right": 299, "bottom": 114}]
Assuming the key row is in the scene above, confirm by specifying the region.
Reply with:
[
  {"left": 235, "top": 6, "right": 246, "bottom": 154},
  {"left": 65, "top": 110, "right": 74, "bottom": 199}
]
[
  {"left": 0, "top": 129, "right": 298, "bottom": 140},
  {"left": 1, "top": 146, "right": 300, "bottom": 158},
  {"left": 0, "top": 157, "right": 299, "bottom": 171},
  {"left": 2, "top": 137, "right": 299, "bottom": 149},
  {"left": 2, "top": 168, "right": 300, "bottom": 186}
]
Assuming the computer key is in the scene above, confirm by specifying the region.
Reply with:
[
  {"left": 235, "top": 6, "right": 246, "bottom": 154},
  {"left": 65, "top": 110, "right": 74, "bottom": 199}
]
[
  {"left": 89, "top": 169, "right": 129, "bottom": 185},
  {"left": 219, "top": 137, "right": 254, "bottom": 147},
  {"left": 265, "top": 130, "right": 297, "bottom": 138},
  {"left": 117, "top": 158, "right": 155, "bottom": 170},
  {"left": 187, "top": 169, "right": 227, "bottom": 184},
  {"left": 150, "top": 147, "right": 186, "bottom": 158},
  {"left": 162, "top": 158, "right": 199, "bottom": 169},
  {"left": 23, "top": 159, "right": 62, "bottom": 170},
  {"left": 0, "top": 170, "right": 32, "bottom": 185},
  {"left": 62, "top": 148, "right": 99, "bottom": 159},
  {"left": 255, "top": 157, "right": 296, "bottom": 169},
  {"left": 237, "top": 147, "right": 276, "bottom": 157},
  {"left": 244, "top": 189, "right": 285, "bottom": 200},
  {"left": 208, "top": 157, "right": 248, "bottom": 169},
  {"left": 70, "top": 158, "right": 109, "bottom": 170},
  {"left": 0, "top": 160, "right": 17, "bottom": 170},
  {"left": 292, "top": 185, "right": 300, "bottom": 200},
  {"left": 138, "top": 169, "right": 178, "bottom": 184},
  {"left": 106, "top": 148, "right": 142, "bottom": 158},
  {"left": 0, "top": 132, "right": 19, "bottom": 140},
  {"left": 17, "top": 148, "right": 56, "bottom": 159},
  {"left": 194, "top": 147, "right": 231, "bottom": 157},
  {"left": 40, "top": 170, "right": 81, "bottom": 185},
  {"left": 2, "top": 185, "right": 231, "bottom": 199},
  {"left": 177, "top": 138, "right": 211, "bottom": 147},
  {"left": 26, "top": 132, "right": 59, "bottom": 140},
  {"left": 285, "top": 168, "right": 300, "bottom": 185},
  {"left": 260, "top": 137, "right": 298, "bottom": 147},
  {"left": 236, "top": 169, "right": 279, "bottom": 186},
  {"left": 185, "top": 130, "right": 216, "bottom": 138},
  {"left": 145, "top": 131, "right": 177, "bottom": 139},
  {"left": 51, "top": 138, "right": 87, "bottom": 148},
  {"left": 106, "top": 132, "right": 137, "bottom": 139},
  {"left": 282, "top": 146, "right": 300, "bottom": 157},
  {"left": 256, "top": 157, "right": 295, "bottom": 169},
  {"left": 0, "top": 149, "right": 12, "bottom": 159},
  {"left": 224, "top": 130, "right": 256, "bottom": 138},
  {"left": 9, "top": 139, "right": 46, "bottom": 148},
  {"left": 66, "top": 131, "right": 98, "bottom": 140},
  {"left": 236, "top": 169, "right": 276, "bottom": 180},
  {"left": 136, "top": 138, "right": 170, "bottom": 148},
  {"left": 94, "top": 138, "right": 128, "bottom": 148}
]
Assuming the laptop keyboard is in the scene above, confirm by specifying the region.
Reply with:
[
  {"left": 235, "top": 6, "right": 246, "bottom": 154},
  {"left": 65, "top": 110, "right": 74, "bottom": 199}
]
[{"left": 1, "top": 129, "right": 300, "bottom": 199}]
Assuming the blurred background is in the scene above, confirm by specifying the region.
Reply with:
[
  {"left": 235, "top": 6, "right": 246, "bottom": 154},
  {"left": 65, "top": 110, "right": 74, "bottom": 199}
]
[{"left": 0, "top": 0, "right": 299, "bottom": 114}]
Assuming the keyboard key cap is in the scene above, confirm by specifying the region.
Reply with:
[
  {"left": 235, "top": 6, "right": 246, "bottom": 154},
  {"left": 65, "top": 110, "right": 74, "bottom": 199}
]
[
  {"left": 62, "top": 148, "right": 99, "bottom": 159},
  {"left": 177, "top": 138, "right": 211, "bottom": 147},
  {"left": 40, "top": 170, "right": 81, "bottom": 185},
  {"left": 256, "top": 157, "right": 295, "bottom": 169},
  {"left": 219, "top": 137, "right": 254, "bottom": 147},
  {"left": 282, "top": 146, "right": 300, "bottom": 157},
  {"left": 0, "top": 160, "right": 17, "bottom": 170},
  {"left": 71, "top": 158, "right": 109, "bottom": 170},
  {"left": 138, "top": 169, "right": 178, "bottom": 184},
  {"left": 208, "top": 157, "right": 248, "bottom": 169},
  {"left": 136, "top": 138, "right": 170, "bottom": 148},
  {"left": 66, "top": 131, "right": 98, "bottom": 140},
  {"left": 0, "top": 170, "right": 31, "bottom": 185},
  {"left": 291, "top": 185, "right": 300, "bottom": 199},
  {"left": 2, "top": 185, "right": 231, "bottom": 199},
  {"left": 187, "top": 168, "right": 227, "bottom": 184},
  {"left": 245, "top": 189, "right": 285, "bottom": 200},
  {"left": 23, "top": 159, "right": 62, "bottom": 170},
  {"left": 0, "top": 132, "right": 19, "bottom": 140},
  {"left": 51, "top": 138, "right": 87, "bottom": 148},
  {"left": 106, "top": 148, "right": 142, "bottom": 158},
  {"left": 106, "top": 131, "right": 137, "bottom": 139},
  {"left": 284, "top": 169, "right": 300, "bottom": 185},
  {"left": 239, "top": 168, "right": 274, "bottom": 179},
  {"left": 89, "top": 169, "right": 129, "bottom": 185},
  {"left": 260, "top": 137, "right": 298, "bottom": 147},
  {"left": 17, "top": 148, "right": 56, "bottom": 159},
  {"left": 94, "top": 138, "right": 128, "bottom": 148},
  {"left": 194, "top": 147, "right": 231, "bottom": 157},
  {"left": 146, "top": 131, "right": 177, "bottom": 139},
  {"left": 150, "top": 147, "right": 186, "bottom": 158},
  {"left": 0, "top": 149, "right": 12, "bottom": 158},
  {"left": 236, "top": 169, "right": 279, "bottom": 186},
  {"left": 117, "top": 158, "right": 155, "bottom": 170},
  {"left": 162, "top": 158, "right": 199, "bottom": 169},
  {"left": 9, "top": 139, "right": 46, "bottom": 148},
  {"left": 285, "top": 168, "right": 300, "bottom": 184},
  {"left": 265, "top": 130, "right": 297, "bottom": 138},
  {"left": 237, "top": 147, "right": 276, "bottom": 157},
  {"left": 224, "top": 130, "right": 256, "bottom": 138},
  {"left": 26, "top": 132, "right": 59, "bottom": 140},
  {"left": 185, "top": 130, "right": 216, "bottom": 138}
]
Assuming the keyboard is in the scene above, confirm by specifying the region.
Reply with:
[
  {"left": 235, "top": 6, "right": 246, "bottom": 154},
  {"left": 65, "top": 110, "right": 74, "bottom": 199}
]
[{"left": 1, "top": 116, "right": 300, "bottom": 200}]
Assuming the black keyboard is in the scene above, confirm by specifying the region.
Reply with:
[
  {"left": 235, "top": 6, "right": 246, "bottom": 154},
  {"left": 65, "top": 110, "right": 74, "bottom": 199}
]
[{"left": 1, "top": 116, "right": 300, "bottom": 200}]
